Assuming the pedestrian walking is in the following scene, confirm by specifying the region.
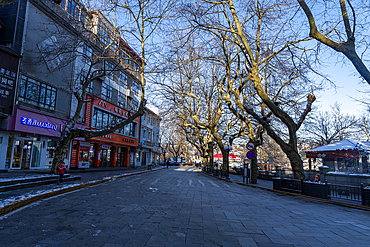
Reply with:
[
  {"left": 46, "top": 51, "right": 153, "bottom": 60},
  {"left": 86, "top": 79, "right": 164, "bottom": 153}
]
[
  {"left": 166, "top": 159, "right": 169, "bottom": 168},
  {"left": 57, "top": 162, "right": 68, "bottom": 185}
]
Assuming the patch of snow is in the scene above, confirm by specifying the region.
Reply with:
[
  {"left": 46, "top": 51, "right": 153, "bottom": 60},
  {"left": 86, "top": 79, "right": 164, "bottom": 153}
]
[
  {"left": 0, "top": 182, "right": 83, "bottom": 208},
  {"left": 0, "top": 174, "right": 56, "bottom": 182},
  {"left": 327, "top": 172, "right": 370, "bottom": 177},
  {"left": 149, "top": 187, "right": 158, "bottom": 192}
]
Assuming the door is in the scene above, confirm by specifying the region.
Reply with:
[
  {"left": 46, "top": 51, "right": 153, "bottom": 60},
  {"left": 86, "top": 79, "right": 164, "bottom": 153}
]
[
  {"left": 117, "top": 147, "right": 125, "bottom": 167},
  {"left": 21, "top": 140, "right": 33, "bottom": 169},
  {"left": 31, "top": 141, "right": 42, "bottom": 168},
  {"left": 12, "top": 140, "right": 23, "bottom": 169},
  {"left": 142, "top": 151, "right": 147, "bottom": 166},
  {"left": 100, "top": 149, "right": 111, "bottom": 167}
]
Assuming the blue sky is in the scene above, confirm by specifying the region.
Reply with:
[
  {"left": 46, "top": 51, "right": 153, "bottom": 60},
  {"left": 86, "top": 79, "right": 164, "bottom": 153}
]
[{"left": 314, "top": 59, "right": 368, "bottom": 116}]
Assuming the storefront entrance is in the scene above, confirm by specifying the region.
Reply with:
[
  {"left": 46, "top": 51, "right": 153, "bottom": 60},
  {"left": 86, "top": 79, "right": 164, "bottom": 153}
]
[
  {"left": 142, "top": 151, "right": 147, "bottom": 166},
  {"left": 117, "top": 147, "right": 125, "bottom": 167},
  {"left": 5, "top": 134, "right": 42, "bottom": 169},
  {"left": 100, "top": 145, "right": 111, "bottom": 167}
]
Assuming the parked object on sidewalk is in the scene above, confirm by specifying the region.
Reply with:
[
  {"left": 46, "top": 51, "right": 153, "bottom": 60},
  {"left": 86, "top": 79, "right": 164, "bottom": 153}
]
[
  {"left": 57, "top": 163, "right": 68, "bottom": 184},
  {"left": 148, "top": 163, "right": 152, "bottom": 170}
]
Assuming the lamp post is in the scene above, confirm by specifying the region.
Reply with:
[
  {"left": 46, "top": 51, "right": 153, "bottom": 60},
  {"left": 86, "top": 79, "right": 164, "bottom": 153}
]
[
  {"left": 224, "top": 145, "right": 233, "bottom": 180},
  {"left": 163, "top": 149, "right": 168, "bottom": 168}
]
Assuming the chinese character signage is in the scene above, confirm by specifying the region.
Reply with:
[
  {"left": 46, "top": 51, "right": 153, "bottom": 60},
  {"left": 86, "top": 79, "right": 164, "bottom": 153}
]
[
  {"left": 20, "top": 116, "right": 58, "bottom": 131},
  {"left": 0, "top": 46, "right": 21, "bottom": 115}
]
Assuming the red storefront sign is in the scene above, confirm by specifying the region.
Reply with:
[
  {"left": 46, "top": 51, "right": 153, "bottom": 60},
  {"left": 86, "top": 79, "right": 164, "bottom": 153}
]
[{"left": 85, "top": 95, "right": 140, "bottom": 146}]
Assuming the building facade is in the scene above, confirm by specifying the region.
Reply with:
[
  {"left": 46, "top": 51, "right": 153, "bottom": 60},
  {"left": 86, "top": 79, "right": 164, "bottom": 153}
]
[
  {"left": 0, "top": 0, "right": 144, "bottom": 170},
  {"left": 135, "top": 107, "right": 161, "bottom": 167}
]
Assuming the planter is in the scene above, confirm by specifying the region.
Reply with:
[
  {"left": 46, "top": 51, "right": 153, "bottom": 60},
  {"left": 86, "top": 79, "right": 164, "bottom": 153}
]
[
  {"left": 363, "top": 188, "right": 370, "bottom": 206},
  {"left": 303, "top": 182, "right": 329, "bottom": 199},
  {"left": 273, "top": 178, "right": 282, "bottom": 190}
]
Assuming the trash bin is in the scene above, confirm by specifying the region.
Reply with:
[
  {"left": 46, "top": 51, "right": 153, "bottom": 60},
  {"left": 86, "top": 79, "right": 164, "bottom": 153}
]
[{"left": 148, "top": 163, "right": 152, "bottom": 170}]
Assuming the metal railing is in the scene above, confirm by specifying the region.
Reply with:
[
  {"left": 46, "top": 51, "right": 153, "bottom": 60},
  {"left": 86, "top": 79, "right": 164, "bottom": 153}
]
[
  {"left": 328, "top": 183, "right": 363, "bottom": 202},
  {"left": 273, "top": 178, "right": 369, "bottom": 206}
]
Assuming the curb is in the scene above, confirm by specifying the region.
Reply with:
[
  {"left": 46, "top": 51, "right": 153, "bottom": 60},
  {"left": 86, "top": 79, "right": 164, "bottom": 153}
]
[
  {"left": 0, "top": 167, "right": 165, "bottom": 216},
  {"left": 202, "top": 171, "right": 370, "bottom": 211}
]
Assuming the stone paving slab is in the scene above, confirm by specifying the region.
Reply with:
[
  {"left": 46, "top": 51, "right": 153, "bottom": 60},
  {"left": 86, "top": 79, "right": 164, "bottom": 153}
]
[{"left": 1, "top": 167, "right": 370, "bottom": 246}]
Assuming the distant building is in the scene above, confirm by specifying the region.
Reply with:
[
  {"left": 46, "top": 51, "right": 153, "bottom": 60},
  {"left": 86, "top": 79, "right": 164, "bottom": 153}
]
[{"left": 135, "top": 107, "right": 161, "bottom": 167}]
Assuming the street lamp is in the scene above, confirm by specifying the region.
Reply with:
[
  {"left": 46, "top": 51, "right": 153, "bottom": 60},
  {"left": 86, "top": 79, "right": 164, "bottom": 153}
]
[
  {"left": 163, "top": 149, "right": 168, "bottom": 168},
  {"left": 224, "top": 145, "right": 233, "bottom": 180}
]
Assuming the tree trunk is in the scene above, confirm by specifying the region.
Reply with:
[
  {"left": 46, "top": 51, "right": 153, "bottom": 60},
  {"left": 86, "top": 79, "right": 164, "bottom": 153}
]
[
  {"left": 202, "top": 156, "right": 208, "bottom": 166},
  {"left": 50, "top": 134, "right": 74, "bottom": 174},
  {"left": 222, "top": 149, "right": 228, "bottom": 171},
  {"left": 285, "top": 149, "right": 304, "bottom": 179},
  {"left": 250, "top": 154, "right": 258, "bottom": 184}
]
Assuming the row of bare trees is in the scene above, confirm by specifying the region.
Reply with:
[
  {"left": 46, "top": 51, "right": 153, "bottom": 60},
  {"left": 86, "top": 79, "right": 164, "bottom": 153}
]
[
  {"left": 154, "top": 0, "right": 370, "bottom": 181},
  {"left": 23, "top": 0, "right": 370, "bottom": 177}
]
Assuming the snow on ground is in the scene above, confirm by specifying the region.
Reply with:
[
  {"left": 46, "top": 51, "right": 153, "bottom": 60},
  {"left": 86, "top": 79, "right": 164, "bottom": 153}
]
[
  {"left": 0, "top": 182, "right": 85, "bottom": 208},
  {"left": 0, "top": 168, "right": 160, "bottom": 208},
  {"left": 0, "top": 174, "right": 57, "bottom": 182},
  {"left": 328, "top": 172, "right": 370, "bottom": 176}
]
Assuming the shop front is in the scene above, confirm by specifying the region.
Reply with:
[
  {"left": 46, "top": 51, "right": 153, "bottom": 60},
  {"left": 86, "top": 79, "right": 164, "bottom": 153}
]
[
  {"left": 1, "top": 106, "right": 85, "bottom": 169},
  {"left": 69, "top": 95, "right": 140, "bottom": 169},
  {"left": 70, "top": 134, "right": 138, "bottom": 169}
]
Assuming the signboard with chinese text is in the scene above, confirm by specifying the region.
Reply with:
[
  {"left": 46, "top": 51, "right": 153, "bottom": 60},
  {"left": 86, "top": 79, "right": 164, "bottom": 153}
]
[{"left": 0, "top": 46, "right": 21, "bottom": 115}]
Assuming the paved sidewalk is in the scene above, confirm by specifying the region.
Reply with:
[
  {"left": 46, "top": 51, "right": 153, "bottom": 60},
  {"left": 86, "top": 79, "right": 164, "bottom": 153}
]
[
  {"left": 1, "top": 166, "right": 370, "bottom": 247},
  {"left": 0, "top": 165, "right": 163, "bottom": 206}
]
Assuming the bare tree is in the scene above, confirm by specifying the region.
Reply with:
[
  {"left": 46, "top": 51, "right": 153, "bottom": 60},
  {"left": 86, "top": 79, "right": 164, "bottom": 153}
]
[
  {"left": 302, "top": 103, "right": 357, "bottom": 146},
  {"left": 156, "top": 41, "right": 250, "bottom": 175},
  {"left": 177, "top": 0, "right": 322, "bottom": 179},
  {"left": 298, "top": 0, "right": 370, "bottom": 85},
  {"left": 48, "top": 0, "right": 173, "bottom": 173}
]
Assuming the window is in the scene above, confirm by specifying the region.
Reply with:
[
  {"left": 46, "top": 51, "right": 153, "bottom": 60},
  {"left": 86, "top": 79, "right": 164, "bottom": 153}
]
[
  {"left": 124, "top": 122, "right": 136, "bottom": 137},
  {"left": 118, "top": 92, "right": 126, "bottom": 108},
  {"left": 131, "top": 100, "right": 139, "bottom": 112},
  {"left": 148, "top": 131, "right": 151, "bottom": 141},
  {"left": 132, "top": 62, "right": 139, "bottom": 72},
  {"left": 143, "top": 129, "right": 146, "bottom": 140},
  {"left": 79, "top": 71, "right": 93, "bottom": 94},
  {"left": 86, "top": 81, "right": 93, "bottom": 94},
  {"left": 101, "top": 82, "right": 112, "bottom": 101},
  {"left": 120, "top": 51, "right": 130, "bottom": 62},
  {"left": 132, "top": 81, "right": 139, "bottom": 95},
  {"left": 67, "top": 0, "right": 80, "bottom": 20},
  {"left": 98, "top": 21, "right": 111, "bottom": 48},
  {"left": 83, "top": 43, "right": 93, "bottom": 64},
  {"left": 19, "top": 75, "right": 57, "bottom": 109},
  {"left": 106, "top": 63, "right": 114, "bottom": 81},
  {"left": 120, "top": 71, "right": 127, "bottom": 89},
  {"left": 91, "top": 108, "right": 136, "bottom": 137}
]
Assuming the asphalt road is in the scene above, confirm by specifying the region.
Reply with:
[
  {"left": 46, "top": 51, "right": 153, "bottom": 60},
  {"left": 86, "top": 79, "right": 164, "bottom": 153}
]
[{"left": 1, "top": 167, "right": 370, "bottom": 247}]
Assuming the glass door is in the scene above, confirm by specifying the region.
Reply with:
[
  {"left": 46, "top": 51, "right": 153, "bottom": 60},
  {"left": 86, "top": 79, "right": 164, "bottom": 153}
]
[
  {"left": 117, "top": 147, "right": 125, "bottom": 167},
  {"left": 31, "top": 141, "right": 42, "bottom": 168},
  {"left": 21, "top": 141, "right": 33, "bottom": 169},
  {"left": 12, "top": 140, "right": 23, "bottom": 169},
  {"left": 100, "top": 149, "right": 111, "bottom": 167}
]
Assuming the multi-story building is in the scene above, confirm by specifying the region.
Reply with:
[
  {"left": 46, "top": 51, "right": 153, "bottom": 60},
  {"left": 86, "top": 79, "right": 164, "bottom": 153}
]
[
  {"left": 135, "top": 107, "right": 161, "bottom": 167},
  {"left": 0, "top": 0, "right": 144, "bottom": 169}
]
